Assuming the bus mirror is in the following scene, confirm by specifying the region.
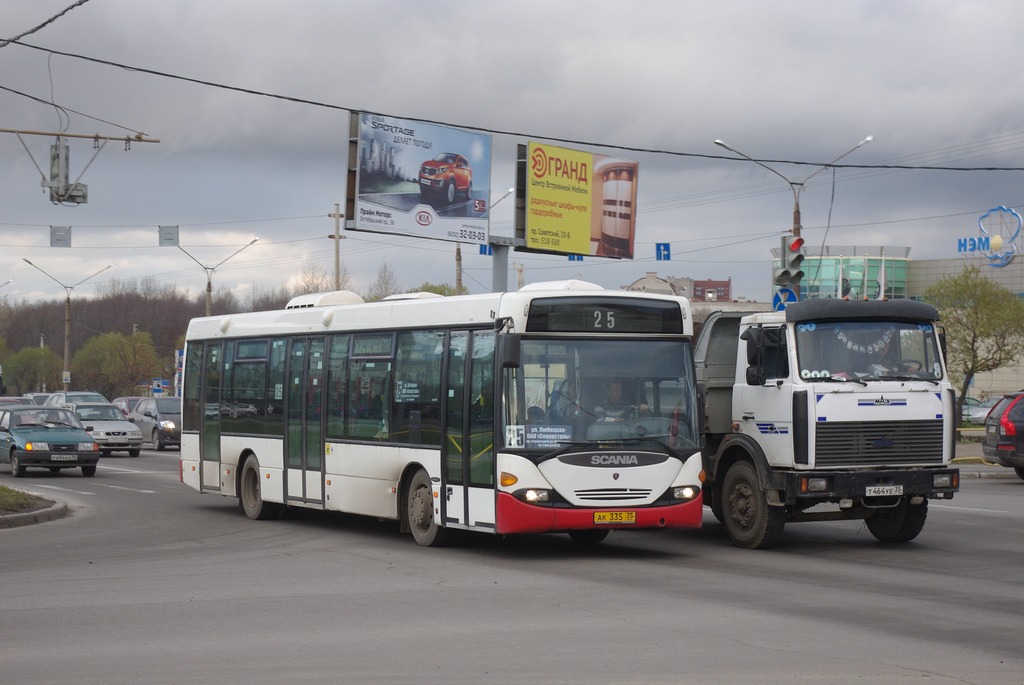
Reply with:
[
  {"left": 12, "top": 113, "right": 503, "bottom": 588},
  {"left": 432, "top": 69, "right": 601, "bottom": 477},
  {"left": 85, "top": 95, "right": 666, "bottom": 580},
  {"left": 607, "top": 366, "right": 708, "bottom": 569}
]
[{"left": 501, "top": 333, "right": 522, "bottom": 368}]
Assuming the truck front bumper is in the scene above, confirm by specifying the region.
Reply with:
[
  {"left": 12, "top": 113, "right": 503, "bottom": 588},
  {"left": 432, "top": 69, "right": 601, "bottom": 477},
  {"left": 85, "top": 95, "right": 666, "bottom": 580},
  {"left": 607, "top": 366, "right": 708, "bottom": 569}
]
[{"left": 772, "top": 467, "right": 959, "bottom": 505}]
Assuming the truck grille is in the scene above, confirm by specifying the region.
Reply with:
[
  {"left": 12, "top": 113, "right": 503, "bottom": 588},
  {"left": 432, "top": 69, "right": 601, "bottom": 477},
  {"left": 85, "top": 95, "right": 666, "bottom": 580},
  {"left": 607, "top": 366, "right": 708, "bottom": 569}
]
[{"left": 815, "top": 420, "right": 944, "bottom": 467}]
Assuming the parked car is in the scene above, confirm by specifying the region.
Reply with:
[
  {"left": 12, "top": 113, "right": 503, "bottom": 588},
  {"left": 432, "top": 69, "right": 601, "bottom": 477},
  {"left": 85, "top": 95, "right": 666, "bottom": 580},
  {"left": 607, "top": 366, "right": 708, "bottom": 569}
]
[
  {"left": 418, "top": 152, "right": 472, "bottom": 204},
  {"left": 112, "top": 395, "right": 146, "bottom": 416},
  {"left": 965, "top": 397, "right": 1000, "bottom": 425},
  {"left": 70, "top": 402, "right": 144, "bottom": 457},
  {"left": 0, "top": 405, "right": 100, "bottom": 477},
  {"left": 982, "top": 391, "right": 1024, "bottom": 480},
  {"left": 130, "top": 396, "right": 181, "bottom": 451},
  {"left": 44, "top": 391, "right": 108, "bottom": 408},
  {"left": 0, "top": 397, "right": 30, "bottom": 407},
  {"left": 21, "top": 392, "right": 53, "bottom": 405}
]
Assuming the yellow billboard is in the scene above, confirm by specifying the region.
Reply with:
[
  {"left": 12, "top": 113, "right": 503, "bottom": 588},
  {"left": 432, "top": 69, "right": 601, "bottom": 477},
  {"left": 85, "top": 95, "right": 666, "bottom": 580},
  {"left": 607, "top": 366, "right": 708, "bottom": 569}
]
[{"left": 525, "top": 142, "right": 638, "bottom": 258}]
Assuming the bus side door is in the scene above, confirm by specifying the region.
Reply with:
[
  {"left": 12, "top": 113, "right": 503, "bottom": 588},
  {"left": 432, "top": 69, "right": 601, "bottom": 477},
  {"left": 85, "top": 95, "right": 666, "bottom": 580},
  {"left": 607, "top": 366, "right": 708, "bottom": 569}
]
[
  {"left": 285, "top": 336, "right": 326, "bottom": 505},
  {"left": 443, "top": 330, "right": 496, "bottom": 530},
  {"left": 200, "top": 341, "right": 223, "bottom": 492}
]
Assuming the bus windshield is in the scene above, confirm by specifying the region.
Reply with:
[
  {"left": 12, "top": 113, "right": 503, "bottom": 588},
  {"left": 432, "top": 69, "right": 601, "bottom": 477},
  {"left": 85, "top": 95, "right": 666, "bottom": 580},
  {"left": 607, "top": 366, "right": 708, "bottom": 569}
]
[
  {"left": 506, "top": 338, "right": 699, "bottom": 451},
  {"left": 793, "top": 319, "right": 943, "bottom": 381}
]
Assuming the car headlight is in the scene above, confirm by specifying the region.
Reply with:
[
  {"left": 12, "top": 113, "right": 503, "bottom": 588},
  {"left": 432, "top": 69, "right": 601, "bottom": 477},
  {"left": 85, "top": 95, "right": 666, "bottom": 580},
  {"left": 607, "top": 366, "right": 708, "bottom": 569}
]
[
  {"left": 25, "top": 441, "right": 49, "bottom": 451},
  {"left": 160, "top": 420, "right": 176, "bottom": 430}
]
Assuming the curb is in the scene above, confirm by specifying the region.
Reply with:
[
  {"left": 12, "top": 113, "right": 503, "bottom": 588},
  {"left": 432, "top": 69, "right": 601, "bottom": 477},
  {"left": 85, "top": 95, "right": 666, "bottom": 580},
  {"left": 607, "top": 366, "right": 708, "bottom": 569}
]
[{"left": 0, "top": 500, "right": 70, "bottom": 529}]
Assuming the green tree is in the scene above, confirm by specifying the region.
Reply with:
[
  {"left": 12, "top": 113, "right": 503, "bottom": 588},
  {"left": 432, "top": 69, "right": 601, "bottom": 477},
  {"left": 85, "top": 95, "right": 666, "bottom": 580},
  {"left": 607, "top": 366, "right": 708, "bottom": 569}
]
[
  {"left": 71, "top": 331, "right": 162, "bottom": 398},
  {"left": 925, "top": 265, "right": 1024, "bottom": 425},
  {"left": 2, "top": 346, "right": 63, "bottom": 395}
]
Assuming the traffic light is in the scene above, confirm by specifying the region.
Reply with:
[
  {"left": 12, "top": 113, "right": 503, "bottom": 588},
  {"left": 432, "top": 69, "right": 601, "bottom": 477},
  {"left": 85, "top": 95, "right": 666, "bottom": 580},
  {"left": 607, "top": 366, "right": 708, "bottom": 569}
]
[{"left": 773, "top": 235, "right": 805, "bottom": 288}]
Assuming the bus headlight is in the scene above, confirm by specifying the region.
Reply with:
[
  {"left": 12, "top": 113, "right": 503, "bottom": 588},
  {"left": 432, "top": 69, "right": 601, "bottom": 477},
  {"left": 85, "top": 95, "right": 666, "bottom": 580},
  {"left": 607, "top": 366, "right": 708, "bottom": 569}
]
[
  {"left": 672, "top": 486, "right": 700, "bottom": 501},
  {"left": 513, "top": 488, "right": 552, "bottom": 505}
]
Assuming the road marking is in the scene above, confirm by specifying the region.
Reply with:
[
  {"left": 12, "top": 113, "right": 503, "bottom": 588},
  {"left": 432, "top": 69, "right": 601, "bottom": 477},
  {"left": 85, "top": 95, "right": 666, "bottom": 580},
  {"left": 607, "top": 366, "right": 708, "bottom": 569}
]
[
  {"left": 29, "top": 484, "right": 96, "bottom": 496},
  {"left": 931, "top": 504, "right": 1010, "bottom": 514},
  {"left": 96, "top": 483, "right": 158, "bottom": 494}
]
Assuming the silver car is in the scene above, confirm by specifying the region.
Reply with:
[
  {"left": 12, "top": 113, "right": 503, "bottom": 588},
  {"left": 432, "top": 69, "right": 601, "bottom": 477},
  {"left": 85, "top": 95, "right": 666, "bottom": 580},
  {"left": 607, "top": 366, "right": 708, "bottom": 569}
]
[{"left": 71, "top": 402, "right": 144, "bottom": 457}]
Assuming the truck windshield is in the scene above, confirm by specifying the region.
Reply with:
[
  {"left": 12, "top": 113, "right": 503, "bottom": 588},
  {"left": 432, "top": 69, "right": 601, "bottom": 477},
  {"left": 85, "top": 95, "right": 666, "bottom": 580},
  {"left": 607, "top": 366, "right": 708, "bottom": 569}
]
[
  {"left": 793, "top": 320, "right": 943, "bottom": 381},
  {"left": 504, "top": 338, "right": 699, "bottom": 451}
]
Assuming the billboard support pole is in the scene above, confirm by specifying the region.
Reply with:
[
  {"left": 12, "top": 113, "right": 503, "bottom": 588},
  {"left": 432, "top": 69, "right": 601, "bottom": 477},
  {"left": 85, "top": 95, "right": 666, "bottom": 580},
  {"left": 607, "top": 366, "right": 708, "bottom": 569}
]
[{"left": 491, "top": 244, "right": 509, "bottom": 293}]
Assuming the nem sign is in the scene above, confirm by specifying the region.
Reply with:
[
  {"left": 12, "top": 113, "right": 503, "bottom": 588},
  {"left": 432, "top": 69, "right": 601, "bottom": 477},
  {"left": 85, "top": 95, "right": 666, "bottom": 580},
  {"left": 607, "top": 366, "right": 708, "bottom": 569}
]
[{"left": 957, "top": 205, "right": 1021, "bottom": 268}]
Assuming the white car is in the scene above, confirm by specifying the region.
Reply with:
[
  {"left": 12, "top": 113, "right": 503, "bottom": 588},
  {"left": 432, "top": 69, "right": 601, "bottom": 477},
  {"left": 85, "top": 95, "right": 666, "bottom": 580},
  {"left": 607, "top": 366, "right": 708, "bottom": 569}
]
[{"left": 72, "top": 402, "right": 144, "bottom": 457}]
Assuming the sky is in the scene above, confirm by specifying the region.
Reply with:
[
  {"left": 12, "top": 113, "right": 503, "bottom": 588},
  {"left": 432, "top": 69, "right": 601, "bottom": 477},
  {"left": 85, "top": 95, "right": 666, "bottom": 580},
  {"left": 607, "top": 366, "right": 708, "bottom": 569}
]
[{"left": 2, "top": 0, "right": 1024, "bottom": 308}]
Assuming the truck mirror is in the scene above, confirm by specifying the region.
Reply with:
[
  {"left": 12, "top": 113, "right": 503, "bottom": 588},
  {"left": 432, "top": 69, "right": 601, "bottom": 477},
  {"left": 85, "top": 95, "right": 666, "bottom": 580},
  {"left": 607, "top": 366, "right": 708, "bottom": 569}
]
[
  {"left": 745, "top": 365, "right": 765, "bottom": 386},
  {"left": 742, "top": 328, "right": 761, "bottom": 365}
]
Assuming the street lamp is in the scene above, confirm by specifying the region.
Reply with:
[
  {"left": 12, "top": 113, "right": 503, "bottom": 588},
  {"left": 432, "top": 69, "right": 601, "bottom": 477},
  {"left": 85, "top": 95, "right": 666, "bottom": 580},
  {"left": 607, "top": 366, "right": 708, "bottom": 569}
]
[
  {"left": 713, "top": 136, "right": 873, "bottom": 239},
  {"left": 22, "top": 258, "right": 114, "bottom": 392},
  {"left": 178, "top": 238, "right": 260, "bottom": 316},
  {"left": 0, "top": 279, "right": 12, "bottom": 290}
]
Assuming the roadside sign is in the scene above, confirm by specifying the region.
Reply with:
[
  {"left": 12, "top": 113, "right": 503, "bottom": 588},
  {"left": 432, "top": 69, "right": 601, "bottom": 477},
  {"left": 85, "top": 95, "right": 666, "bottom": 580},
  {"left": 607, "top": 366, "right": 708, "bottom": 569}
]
[{"left": 773, "top": 288, "right": 798, "bottom": 311}]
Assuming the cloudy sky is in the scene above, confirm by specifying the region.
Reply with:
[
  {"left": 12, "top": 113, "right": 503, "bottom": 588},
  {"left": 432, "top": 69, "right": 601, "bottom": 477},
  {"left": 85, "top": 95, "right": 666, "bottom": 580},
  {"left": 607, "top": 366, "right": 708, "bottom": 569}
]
[{"left": 2, "top": 0, "right": 1022, "bottom": 307}]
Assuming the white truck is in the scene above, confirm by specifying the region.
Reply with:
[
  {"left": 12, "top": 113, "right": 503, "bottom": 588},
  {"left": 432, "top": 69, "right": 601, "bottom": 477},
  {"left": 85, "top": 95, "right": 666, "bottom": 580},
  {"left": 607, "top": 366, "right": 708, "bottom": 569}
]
[{"left": 695, "top": 298, "right": 960, "bottom": 548}]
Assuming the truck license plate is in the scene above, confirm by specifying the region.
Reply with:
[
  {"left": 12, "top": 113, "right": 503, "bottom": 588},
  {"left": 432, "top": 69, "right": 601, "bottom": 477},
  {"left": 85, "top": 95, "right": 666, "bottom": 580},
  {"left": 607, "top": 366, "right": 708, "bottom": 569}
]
[
  {"left": 594, "top": 511, "right": 636, "bottom": 525},
  {"left": 865, "top": 485, "right": 903, "bottom": 496}
]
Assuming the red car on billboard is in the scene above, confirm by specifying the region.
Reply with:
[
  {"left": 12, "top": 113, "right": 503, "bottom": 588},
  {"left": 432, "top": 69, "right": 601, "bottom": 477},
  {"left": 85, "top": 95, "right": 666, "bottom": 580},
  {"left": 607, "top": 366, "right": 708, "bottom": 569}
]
[{"left": 419, "top": 153, "right": 472, "bottom": 204}]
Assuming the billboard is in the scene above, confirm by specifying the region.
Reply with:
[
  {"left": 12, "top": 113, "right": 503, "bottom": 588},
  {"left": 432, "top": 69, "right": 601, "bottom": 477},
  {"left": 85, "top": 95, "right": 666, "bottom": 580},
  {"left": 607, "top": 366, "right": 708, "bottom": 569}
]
[
  {"left": 525, "top": 142, "right": 638, "bottom": 258},
  {"left": 353, "top": 112, "right": 492, "bottom": 245}
]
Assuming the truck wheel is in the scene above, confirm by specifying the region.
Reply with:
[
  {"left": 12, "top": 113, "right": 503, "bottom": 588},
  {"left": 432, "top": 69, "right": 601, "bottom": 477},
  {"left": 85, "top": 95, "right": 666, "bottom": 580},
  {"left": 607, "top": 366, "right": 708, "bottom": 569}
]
[
  {"left": 722, "top": 461, "right": 785, "bottom": 549},
  {"left": 1014, "top": 466, "right": 1024, "bottom": 481},
  {"left": 865, "top": 498, "right": 928, "bottom": 543}
]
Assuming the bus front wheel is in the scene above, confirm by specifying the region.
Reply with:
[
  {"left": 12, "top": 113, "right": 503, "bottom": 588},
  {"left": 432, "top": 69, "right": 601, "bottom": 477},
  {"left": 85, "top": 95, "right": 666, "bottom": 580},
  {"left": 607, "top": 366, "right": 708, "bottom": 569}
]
[
  {"left": 240, "top": 456, "right": 283, "bottom": 521},
  {"left": 407, "top": 468, "right": 449, "bottom": 547}
]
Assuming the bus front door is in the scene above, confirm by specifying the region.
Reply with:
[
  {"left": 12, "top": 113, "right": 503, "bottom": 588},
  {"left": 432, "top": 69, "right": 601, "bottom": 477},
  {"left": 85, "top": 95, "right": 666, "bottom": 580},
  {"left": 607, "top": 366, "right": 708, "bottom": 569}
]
[
  {"left": 443, "top": 330, "right": 496, "bottom": 531},
  {"left": 199, "top": 341, "right": 222, "bottom": 492},
  {"left": 285, "top": 336, "right": 326, "bottom": 505}
]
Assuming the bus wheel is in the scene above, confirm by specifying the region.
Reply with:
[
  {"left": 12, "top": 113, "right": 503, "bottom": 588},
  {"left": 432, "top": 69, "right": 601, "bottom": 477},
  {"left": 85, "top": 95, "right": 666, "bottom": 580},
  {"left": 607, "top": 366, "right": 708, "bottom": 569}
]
[
  {"left": 568, "top": 529, "right": 609, "bottom": 545},
  {"left": 865, "top": 498, "right": 928, "bottom": 543},
  {"left": 407, "top": 468, "right": 448, "bottom": 547},
  {"left": 722, "top": 461, "right": 785, "bottom": 549},
  {"left": 240, "top": 456, "right": 282, "bottom": 521}
]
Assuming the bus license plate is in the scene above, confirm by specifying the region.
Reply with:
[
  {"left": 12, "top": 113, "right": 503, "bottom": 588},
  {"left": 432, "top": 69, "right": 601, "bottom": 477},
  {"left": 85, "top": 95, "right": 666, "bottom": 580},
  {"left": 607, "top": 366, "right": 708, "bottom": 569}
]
[
  {"left": 865, "top": 485, "right": 903, "bottom": 497},
  {"left": 51, "top": 454, "right": 77, "bottom": 461},
  {"left": 594, "top": 511, "right": 636, "bottom": 525}
]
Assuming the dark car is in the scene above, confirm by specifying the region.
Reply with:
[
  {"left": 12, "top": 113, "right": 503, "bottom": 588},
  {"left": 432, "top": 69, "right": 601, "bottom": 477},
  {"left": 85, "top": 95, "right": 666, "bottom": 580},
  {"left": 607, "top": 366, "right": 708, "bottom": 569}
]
[
  {"left": 0, "top": 405, "right": 100, "bottom": 477},
  {"left": 130, "top": 396, "right": 181, "bottom": 451},
  {"left": 982, "top": 391, "right": 1024, "bottom": 480},
  {"left": 418, "top": 152, "right": 472, "bottom": 204}
]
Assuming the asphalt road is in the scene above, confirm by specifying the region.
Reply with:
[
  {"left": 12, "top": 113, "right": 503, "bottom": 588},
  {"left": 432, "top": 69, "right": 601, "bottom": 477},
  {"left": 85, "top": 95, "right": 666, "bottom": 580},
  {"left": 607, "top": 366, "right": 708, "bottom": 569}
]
[{"left": 1, "top": 449, "right": 1023, "bottom": 685}]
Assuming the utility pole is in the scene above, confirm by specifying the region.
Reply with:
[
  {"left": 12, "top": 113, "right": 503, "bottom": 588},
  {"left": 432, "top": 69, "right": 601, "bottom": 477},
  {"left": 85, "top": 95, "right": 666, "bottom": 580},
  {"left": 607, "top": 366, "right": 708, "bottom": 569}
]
[{"left": 328, "top": 204, "right": 345, "bottom": 290}]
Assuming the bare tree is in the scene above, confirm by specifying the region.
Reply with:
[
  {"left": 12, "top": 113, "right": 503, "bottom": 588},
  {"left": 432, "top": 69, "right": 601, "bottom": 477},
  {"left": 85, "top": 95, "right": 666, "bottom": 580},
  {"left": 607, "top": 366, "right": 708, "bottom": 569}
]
[{"left": 364, "top": 262, "right": 401, "bottom": 302}]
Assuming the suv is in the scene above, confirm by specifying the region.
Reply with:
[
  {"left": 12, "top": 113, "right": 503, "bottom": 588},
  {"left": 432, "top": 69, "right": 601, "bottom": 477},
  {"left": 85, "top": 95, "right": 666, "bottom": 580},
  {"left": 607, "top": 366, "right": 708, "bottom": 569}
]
[
  {"left": 130, "top": 396, "right": 181, "bottom": 451},
  {"left": 418, "top": 152, "right": 472, "bottom": 205},
  {"left": 982, "top": 391, "right": 1024, "bottom": 480}
]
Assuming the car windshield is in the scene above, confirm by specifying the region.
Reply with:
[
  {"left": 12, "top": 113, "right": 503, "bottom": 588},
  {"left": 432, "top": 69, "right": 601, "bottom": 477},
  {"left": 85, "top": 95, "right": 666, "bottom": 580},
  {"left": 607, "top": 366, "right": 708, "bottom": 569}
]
[
  {"left": 69, "top": 392, "right": 106, "bottom": 403},
  {"left": 793, "top": 320, "right": 943, "bottom": 381},
  {"left": 13, "top": 408, "right": 83, "bottom": 429},
  {"left": 504, "top": 338, "right": 699, "bottom": 451},
  {"left": 155, "top": 398, "right": 180, "bottom": 413},
  {"left": 75, "top": 405, "right": 124, "bottom": 422}
]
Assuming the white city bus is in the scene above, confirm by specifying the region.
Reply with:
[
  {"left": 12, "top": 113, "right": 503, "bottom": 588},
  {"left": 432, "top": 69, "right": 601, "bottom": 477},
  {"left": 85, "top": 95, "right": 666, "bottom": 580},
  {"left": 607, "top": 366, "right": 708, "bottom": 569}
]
[{"left": 179, "top": 280, "right": 704, "bottom": 546}]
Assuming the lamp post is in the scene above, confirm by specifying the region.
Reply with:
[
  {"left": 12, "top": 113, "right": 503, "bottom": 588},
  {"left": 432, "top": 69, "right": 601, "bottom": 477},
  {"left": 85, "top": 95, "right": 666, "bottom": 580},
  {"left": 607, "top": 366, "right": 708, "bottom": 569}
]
[
  {"left": 178, "top": 238, "right": 260, "bottom": 316},
  {"left": 22, "top": 259, "right": 114, "bottom": 392},
  {"left": 713, "top": 136, "right": 873, "bottom": 239}
]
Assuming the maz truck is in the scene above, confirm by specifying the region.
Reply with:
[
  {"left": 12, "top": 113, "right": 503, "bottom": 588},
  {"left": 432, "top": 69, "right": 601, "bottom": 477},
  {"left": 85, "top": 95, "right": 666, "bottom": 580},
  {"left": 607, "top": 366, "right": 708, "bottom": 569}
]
[{"left": 695, "top": 298, "right": 960, "bottom": 549}]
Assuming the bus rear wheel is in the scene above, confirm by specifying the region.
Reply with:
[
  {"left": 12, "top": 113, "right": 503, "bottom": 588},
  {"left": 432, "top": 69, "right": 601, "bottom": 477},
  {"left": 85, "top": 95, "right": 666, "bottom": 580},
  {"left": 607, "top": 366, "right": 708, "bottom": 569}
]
[
  {"left": 240, "top": 455, "right": 283, "bottom": 521},
  {"left": 407, "top": 468, "right": 448, "bottom": 547}
]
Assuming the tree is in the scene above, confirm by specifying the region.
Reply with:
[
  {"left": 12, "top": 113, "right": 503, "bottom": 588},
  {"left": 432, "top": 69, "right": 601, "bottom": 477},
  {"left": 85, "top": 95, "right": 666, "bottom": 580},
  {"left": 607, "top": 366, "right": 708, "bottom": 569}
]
[
  {"left": 364, "top": 262, "right": 401, "bottom": 302},
  {"left": 407, "top": 281, "right": 464, "bottom": 297},
  {"left": 2, "top": 346, "right": 63, "bottom": 395},
  {"left": 925, "top": 265, "right": 1024, "bottom": 424},
  {"left": 71, "top": 331, "right": 162, "bottom": 398}
]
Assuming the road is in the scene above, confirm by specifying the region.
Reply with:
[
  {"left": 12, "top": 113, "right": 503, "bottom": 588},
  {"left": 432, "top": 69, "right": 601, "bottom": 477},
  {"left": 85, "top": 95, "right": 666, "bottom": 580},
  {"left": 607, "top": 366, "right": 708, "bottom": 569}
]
[{"left": 1, "top": 451, "right": 1023, "bottom": 685}]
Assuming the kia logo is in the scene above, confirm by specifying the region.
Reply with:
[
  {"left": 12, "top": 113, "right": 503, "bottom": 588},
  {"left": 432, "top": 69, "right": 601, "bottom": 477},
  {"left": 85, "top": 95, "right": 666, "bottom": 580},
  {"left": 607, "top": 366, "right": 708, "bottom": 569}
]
[{"left": 416, "top": 212, "right": 432, "bottom": 226}]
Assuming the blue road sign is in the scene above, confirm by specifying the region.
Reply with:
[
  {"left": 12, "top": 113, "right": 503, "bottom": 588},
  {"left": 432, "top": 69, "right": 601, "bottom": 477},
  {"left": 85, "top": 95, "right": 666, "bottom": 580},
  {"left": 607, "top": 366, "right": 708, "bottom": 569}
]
[
  {"left": 479, "top": 245, "right": 493, "bottom": 256},
  {"left": 773, "top": 288, "right": 799, "bottom": 311},
  {"left": 568, "top": 254, "right": 583, "bottom": 262},
  {"left": 656, "top": 243, "right": 671, "bottom": 260}
]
